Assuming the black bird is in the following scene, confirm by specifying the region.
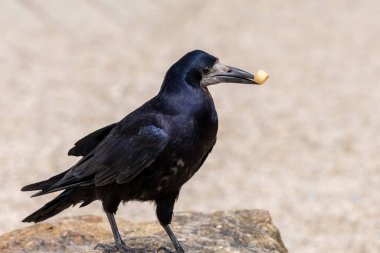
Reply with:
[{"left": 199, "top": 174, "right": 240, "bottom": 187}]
[{"left": 22, "top": 50, "right": 261, "bottom": 253}]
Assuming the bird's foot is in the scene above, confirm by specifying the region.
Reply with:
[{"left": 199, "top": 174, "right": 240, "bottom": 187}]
[
  {"left": 95, "top": 243, "right": 152, "bottom": 253},
  {"left": 157, "top": 246, "right": 184, "bottom": 253}
]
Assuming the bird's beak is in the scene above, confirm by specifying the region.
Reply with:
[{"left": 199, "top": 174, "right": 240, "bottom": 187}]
[{"left": 201, "top": 62, "right": 259, "bottom": 86}]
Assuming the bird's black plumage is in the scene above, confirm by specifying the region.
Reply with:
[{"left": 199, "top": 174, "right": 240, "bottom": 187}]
[{"left": 22, "top": 50, "right": 259, "bottom": 252}]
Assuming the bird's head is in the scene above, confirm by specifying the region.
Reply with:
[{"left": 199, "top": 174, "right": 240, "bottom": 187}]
[{"left": 162, "top": 50, "right": 260, "bottom": 93}]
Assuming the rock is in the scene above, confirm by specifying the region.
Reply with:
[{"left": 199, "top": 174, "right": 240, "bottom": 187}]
[{"left": 0, "top": 210, "right": 287, "bottom": 253}]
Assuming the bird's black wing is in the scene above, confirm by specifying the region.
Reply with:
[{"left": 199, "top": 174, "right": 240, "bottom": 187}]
[
  {"left": 90, "top": 124, "right": 168, "bottom": 186},
  {"left": 68, "top": 123, "right": 117, "bottom": 157},
  {"left": 49, "top": 122, "right": 168, "bottom": 191}
]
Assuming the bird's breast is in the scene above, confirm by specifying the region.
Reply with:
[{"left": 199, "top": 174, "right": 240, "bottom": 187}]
[
  {"left": 172, "top": 100, "right": 218, "bottom": 149},
  {"left": 159, "top": 104, "right": 218, "bottom": 184}
]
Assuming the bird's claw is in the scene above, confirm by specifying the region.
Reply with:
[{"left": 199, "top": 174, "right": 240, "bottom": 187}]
[
  {"left": 157, "top": 246, "right": 184, "bottom": 253},
  {"left": 95, "top": 243, "right": 152, "bottom": 253},
  {"left": 157, "top": 247, "right": 173, "bottom": 253},
  {"left": 95, "top": 243, "right": 119, "bottom": 252}
]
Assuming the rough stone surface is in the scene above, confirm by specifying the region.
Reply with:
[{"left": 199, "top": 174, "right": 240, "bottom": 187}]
[{"left": 0, "top": 210, "right": 286, "bottom": 253}]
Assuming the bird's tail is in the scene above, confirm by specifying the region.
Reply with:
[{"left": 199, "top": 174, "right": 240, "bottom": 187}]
[
  {"left": 21, "top": 171, "right": 67, "bottom": 194},
  {"left": 22, "top": 189, "right": 86, "bottom": 223}
]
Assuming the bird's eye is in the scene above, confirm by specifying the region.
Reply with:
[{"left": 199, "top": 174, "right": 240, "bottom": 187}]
[{"left": 201, "top": 67, "right": 210, "bottom": 75}]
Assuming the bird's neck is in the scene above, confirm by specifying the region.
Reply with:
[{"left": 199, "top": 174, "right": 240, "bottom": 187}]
[{"left": 156, "top": 85, "right": 213, "bottom": 116}]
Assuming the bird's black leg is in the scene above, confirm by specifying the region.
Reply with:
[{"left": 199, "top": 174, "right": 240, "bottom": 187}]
[
  {"left": 157, "top": 224, "right": 184, "bottom": 253},
  {"left": 155, "top": 192, "right": 184, "bottom": 253},
  {"left": 95, "top": 212, "right": 151, "bottom": 253},
  {"left": 107, "top": 212, "right": 126, "bottom": 245}
]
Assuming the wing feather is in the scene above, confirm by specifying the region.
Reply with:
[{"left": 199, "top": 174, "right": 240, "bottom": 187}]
[
  {"left": 68, "top": 123, "right": 117, "bottom": 156},
  {"left": 52, "top": 124, "right": 168, "bottom": 189}
]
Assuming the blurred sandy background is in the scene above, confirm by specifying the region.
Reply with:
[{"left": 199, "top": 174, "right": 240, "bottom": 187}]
[{"left": 1, "top": 0, "right": 379, "bottom": 252}]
